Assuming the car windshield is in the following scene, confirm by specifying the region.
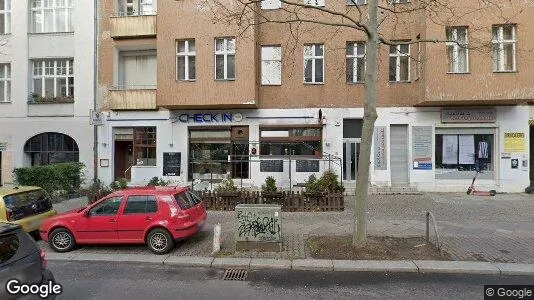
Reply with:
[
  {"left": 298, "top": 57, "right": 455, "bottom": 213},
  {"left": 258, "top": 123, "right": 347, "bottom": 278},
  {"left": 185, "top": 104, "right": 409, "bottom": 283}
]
[{"left": 3, "top": 190, "right": 50, "bottom": 209}]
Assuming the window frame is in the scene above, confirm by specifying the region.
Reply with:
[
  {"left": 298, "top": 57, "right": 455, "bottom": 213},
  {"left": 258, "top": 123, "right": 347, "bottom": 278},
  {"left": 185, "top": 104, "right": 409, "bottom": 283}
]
[
  {"left": 446, "top": 26, "right": 469, "bottom": 74},
  {"left": 259, "top": 125, "right": 323, "bottom": 157},
  {"left": 31, "top": 0, "right": 73, "bottom": 33},
  {"left": 346, "top": 0, "right": 366, "bottom": 5},
  {"left": 261, "top": 45, "right": 282, "bottom": 86},
  {"left": 176, "top": 39, "right": 196, "bottom": 82},
  {"left": 0, "top": 0, "right": 11, "bottom": 34},
  {"left": 303, "top": 44, "right": 324, "bottom": 84},
  {"left": 214, "top": 37, "right": 236, "bottom": 80},
  {"left": 261, "top": 0, "right": 281, "bottom": 9},
  {"left": 0, "top": 63, "right": 10, "bottom": 102},
  {"left": 133, "top": 127, "right": 157, "bottom": 166},
  {"left": 492, "top": 24, "right": 517, "bottom": 73},
  {"left": 346, "top": 42, "right": 366, "bottom": 83},
  {"left": 304, "top": 0, "right": 325, "bottom": 7},
  {"left": 32, "top": 58, "right": 74, "bottom": 100},
  {"left": 89, "top": 196, "right": 123, "bottom": 216},
  {"left": 123, "top": 195, "right": 158, "bottom": 214},
  {"left": 389, "top": 43, "right": 410, "bottom": 82}
]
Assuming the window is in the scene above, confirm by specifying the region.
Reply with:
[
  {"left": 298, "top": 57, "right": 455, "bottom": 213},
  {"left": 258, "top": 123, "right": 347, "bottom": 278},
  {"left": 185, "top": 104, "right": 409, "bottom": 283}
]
[
  {"left": 304, "top": 0, "right": 325, "bottom": 6},
  {"left": 215, "top": 37, "right": 236, "bottom": 80},
  {"left": 176, "top": 40, "right": 195, "bottom": 81},
  {"left": 31, "top": 0, "right": 73, "bottom": 33},
  {"left": 124, "top": 195, "right": 158, "bottom": 214},
  {"left": 23, "top": 132, "right": 79, "bottom": 166},
  {"left": 346, "top": 42, "right": 365, "bottom": 83},
  {"left": 174, "top": 191, "right": 202, "bottom": 210},
  {"left": 261, "top": 46, "right": 281, "bottom": 85},
  {"left": 90, "top": 197, "right": 122, "bottom": 216},
  {"left": 260, "top": 126, "right": 322, "bottom": 156},
  {"left": 0, "top": 231, "right": 19, "bottom": 263},
  {"left": 261, "top": 0, "right": 281, "bottom": 9},
  {"left": 0, "top": 0, "right": 11, "bottom": 34},
  {"left": 118, "top": 50, "right": 156, "bottom": 89},
  {"left": 0, "top": 63, "right": 10, "bottom": 102},
  {"left": 32, "top": 59, "right": 74, "bottom": 100},
  {"left": 492, "top": 25, "right": 516, "bottom": 72},
  {"left": 393, "top": 0, "right": 409, "bottom": 3},
  {"left": 134, "top": 127, "right": 156, "bottom": 166},
  {"left": 446, "top": 27, "right": 468, "bottom": 73},
  {"left": 304, "top": 44, "right": 324, "bottom": 84},
  {"left": 117, "top": 0, "right": 156, "bottom": 16},
  {"left": 346, "top": 0, "right": 366, "bottom": 5},
  {"left": 389, "top": 43, "right": 410, "bottom": 82}
]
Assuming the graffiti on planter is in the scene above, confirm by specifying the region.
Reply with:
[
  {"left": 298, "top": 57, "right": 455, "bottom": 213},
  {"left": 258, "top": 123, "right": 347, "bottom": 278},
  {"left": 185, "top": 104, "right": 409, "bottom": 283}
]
[{"left": 237, "top": 210, "right": 281, "bottom": 242}]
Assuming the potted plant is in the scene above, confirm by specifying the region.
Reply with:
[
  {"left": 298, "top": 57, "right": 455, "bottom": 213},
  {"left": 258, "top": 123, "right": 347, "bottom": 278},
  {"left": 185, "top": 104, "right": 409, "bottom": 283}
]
[
  {"left": 304, "top": 174, "right": 325, "bottom": 197},
  {"left": 214, "top": 178, "right": 239, "bottom": 197},
  {"left": 261, "top": 176, "right": 283, "bottom": 198}
]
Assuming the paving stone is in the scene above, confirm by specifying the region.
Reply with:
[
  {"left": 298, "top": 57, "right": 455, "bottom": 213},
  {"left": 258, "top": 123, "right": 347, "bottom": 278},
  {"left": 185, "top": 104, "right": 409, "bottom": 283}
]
[
  {"left": 333, "top": 260, "right": 418, "bottom": 272},
  {"left": 292, "top": 259, "right": 333, "bottom": 271},
  {"left": 493, "top": 263, "right": 534, "bottom": 276},
  {"left": 250, "top": 259, "right": 292, "bottom": 270},
  {"left": 414, "top": 260, "right": 500, "bottom": 275},
  {"left": 164, "top": 256, "right": 213, "bottom": 267},
  {"left": 211, "top": 258, "right": 251, "bottom": 269}
]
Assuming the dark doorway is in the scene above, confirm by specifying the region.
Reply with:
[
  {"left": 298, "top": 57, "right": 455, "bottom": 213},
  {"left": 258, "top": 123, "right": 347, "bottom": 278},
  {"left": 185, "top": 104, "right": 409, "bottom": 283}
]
[{"left": 114, "top": 141, "right": 133, "bottom": 181}]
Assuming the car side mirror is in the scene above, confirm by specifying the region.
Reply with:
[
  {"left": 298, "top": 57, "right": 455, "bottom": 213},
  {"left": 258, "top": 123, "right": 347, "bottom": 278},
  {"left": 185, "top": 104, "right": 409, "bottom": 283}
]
[{"left": 83, "top": 210, "right": 91, "bottom": 217}]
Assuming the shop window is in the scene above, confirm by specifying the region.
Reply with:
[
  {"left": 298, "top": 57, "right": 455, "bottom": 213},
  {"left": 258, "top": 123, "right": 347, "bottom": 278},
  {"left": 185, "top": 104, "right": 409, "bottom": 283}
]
[
  {"left": 23, "top": 132, "right": 79, "bottom": 166},
  {"left": 259, "top": 126, "right": 322, "bottom": 156},
  {"left": 133, "top": 127, "right": 156, "bottom": 166},
  {"left": 435, "top": 133, "right": 494, "bottom": 179}
]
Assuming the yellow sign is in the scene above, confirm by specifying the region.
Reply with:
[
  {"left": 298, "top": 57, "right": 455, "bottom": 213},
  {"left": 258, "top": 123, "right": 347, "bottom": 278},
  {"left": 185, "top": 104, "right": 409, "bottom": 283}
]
[{"left": 504, "top": 132, "right": 525, "bottom": 152}]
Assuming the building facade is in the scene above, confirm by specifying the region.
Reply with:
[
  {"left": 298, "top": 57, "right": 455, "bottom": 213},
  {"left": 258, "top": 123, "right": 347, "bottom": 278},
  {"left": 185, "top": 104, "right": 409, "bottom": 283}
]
[
  {"left": 0, "top": 0, "right": 95, "bottom": 186},
  {"left": 97, "top": 0, "right": 534, "bottom": 193}
]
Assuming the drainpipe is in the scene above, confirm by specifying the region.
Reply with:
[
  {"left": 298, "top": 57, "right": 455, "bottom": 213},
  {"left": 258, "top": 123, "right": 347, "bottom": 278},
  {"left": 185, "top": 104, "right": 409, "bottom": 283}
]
[{"left": 93, "top": 0, "right": 99, "bottom": 182}]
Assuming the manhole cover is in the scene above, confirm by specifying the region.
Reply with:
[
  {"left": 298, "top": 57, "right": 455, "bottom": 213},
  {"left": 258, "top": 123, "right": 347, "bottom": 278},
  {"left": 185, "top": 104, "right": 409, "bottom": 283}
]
[{"left": 222, "top": 269, "right": 248, "bottom": 281}]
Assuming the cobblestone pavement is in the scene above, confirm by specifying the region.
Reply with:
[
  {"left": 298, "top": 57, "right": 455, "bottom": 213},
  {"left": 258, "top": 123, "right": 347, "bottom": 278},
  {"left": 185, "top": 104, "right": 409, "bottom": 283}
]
[{"left": 38, "top": 193, "right": 534, "bottom": 263}]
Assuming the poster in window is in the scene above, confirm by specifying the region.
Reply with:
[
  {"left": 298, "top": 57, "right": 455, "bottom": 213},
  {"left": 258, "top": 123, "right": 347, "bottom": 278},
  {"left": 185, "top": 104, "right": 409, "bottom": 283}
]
[
  {"left": 458, "top": 135, "right": 475, "bottom": 164},
  {"left": 412, "top": 126, "right": 432, "bottom": 170},
  {"left": 504, "top": 132, "right": 525, "bottom": 153},
  {"left": 442, "top": 135, "right": 458, "bottom": 164},
  {"left": 163, "top": 152, "right": 181, "bottom": 176},
  {"left": 296, "top": 160, "right": 319, "bottom": 172},
  {"left": 260, "top": 160, "right": 283, "bottom": 172}
]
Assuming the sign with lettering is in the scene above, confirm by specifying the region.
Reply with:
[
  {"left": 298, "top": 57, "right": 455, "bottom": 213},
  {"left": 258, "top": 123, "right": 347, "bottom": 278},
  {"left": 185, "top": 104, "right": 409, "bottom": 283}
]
[
  {"left": 441, "top": 108, "right": 496, "bottom": 123},
  {"left": 178, "top": 113, "right": 243, "bottom": 123},
  {"left": 260, "top": 160, "right": 283, "bottom": 172},
  {"left": 374, "top": 126, "right": 387, "bottom": 170},
  {"left": 412, "top": 126, "right": 433, "bottom": 170},
  {"left": 504, "top": 132, "right": 525, "bottom": 152},
  {"left": 163, "top": 152, "right": 181, "bottom": 176},
  {"left": 296, "top": 160, "right": 319, "bottom": 172}
]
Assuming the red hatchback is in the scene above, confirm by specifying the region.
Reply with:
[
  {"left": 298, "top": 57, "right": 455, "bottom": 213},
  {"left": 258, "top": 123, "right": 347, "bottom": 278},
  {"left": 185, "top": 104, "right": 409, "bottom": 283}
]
[{"left": 39, "top": 186, "right": 207, "bottom": 254}]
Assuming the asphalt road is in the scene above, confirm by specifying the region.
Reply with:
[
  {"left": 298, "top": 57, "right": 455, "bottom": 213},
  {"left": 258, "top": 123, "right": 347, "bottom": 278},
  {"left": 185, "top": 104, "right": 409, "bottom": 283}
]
[{"left": 43, "top": 261, "right": 534, "bottom": 300}]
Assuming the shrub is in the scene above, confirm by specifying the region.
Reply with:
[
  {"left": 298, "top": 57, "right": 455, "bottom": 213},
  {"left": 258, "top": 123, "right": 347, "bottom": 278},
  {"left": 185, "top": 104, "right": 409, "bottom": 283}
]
[
  {"left": 14, "top": 162, "right": 85, "bottom": 195},
  {"left": 214, "top": 178, "right": 237, "bottom": 193},
  {"left": 83, "top": 179, "right": 112, "bottom": 204},
  {"left": 110, "top": 177, "right": 129, "bottom": 191},
  {"left": 305, "top": 171, "right": 344, "bottom": 194},
  {"left": 262, "top": 176, "right": 278, "bottom": 192},
  {"left": 147, "top": 176, "right": 171, "bottom": 186}
]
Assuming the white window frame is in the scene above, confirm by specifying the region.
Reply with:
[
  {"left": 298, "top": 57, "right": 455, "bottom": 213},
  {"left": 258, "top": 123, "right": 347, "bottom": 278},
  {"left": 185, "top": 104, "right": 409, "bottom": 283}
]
[
  {"left": 392, "top": 0, "right": 409, "bottom": 3},
  {"left": 214, "top": 37, "right": 236, "bottom": 80},
  {"left": 176, "top": 39, "right": 196, "bottom": 81},
  {"left": 0, "top": 0, "right": 11, "bottom": 34},
  {"left": 261, "top": 0, "right": 281, "bottom": 9},
  {"left": 389, "top": 43, "right": 410, "bottom": 82},
  {"left": 304, "top": 0, "right": 325, "bottom": 7},
  {"left": 119, "top": 0, "right": 157, "bottom": 16},
  {"left": 0, "top": 63, "right": 10, "bottom": 102},
  {"left": 492, "top": 25, "right": 516, "bottom": 72},
  {"left": 32, "top": 59, "right": 74, "bottom": 99},
  {"left": 446, "top": 27, "right": 469, "bottom": 73},
  {"left": 261, "top": 45, "right": 282, "bottom": 86},
  {"left": 303, "top": 44, "right": 324, "bottom": 84},
  {"left": 31, "top": 0, "right": 73, "bottom": 33},
  {"left": 346, "top": 42, "right": 365, "bottom": 83},
  {"left": 346, "top": 0, "right": 366, "bottom": 5}
]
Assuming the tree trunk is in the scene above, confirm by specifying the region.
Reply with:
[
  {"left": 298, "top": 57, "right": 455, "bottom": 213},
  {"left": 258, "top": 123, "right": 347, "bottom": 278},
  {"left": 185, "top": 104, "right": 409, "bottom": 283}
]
[{"left": 353, "top": 0, "right": 379, "bottom": 246}]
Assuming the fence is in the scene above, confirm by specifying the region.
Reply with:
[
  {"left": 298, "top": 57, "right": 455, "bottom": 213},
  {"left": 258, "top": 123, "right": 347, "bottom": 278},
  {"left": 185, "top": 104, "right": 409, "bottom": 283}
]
[{"left": 199, "top": 191, "right": 344, "bottom": 212}]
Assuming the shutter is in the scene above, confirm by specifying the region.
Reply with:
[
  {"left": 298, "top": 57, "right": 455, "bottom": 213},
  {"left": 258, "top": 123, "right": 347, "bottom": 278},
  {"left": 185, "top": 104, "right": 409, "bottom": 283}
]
[{"left": 390, "top": 125, "right": 409, "bottom": 185}]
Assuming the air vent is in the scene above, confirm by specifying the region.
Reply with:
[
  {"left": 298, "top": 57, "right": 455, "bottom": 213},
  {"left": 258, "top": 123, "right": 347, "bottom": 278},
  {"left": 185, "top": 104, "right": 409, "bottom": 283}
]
[{"left": 222, "top": 269, "right": 248, "bottom": 281}]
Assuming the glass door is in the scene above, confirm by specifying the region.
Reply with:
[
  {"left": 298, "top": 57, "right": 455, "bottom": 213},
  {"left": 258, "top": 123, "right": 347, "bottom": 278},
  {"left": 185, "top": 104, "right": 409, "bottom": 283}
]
[{"left": 343, "top": 139, "right": 360, "bottom": 182}]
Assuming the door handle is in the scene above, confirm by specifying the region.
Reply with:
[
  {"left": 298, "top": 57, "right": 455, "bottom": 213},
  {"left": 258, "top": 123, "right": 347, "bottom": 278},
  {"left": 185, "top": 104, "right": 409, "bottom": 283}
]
[
  {"left": 109, "top": 219, "right": 116, "bottom": 223},
  {"left": 145, "top": 217, "right": 152, "bottom": 221}
]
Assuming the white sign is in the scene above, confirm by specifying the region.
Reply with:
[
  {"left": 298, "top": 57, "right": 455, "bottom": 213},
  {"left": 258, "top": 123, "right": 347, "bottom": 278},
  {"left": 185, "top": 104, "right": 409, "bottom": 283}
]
[
  {"left": 90, "top": 110, "right": 103, "bottom": 126},
  {"left": 441, "top": 108, "right": 496, "bottom": 123}
]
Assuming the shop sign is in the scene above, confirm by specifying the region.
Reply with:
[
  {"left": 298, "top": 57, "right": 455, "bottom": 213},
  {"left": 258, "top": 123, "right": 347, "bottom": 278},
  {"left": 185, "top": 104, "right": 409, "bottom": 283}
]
[
  {"left": 441, "top": 108, "right": 496, "bottom": 123},
  {"left": 178, "top": 113, "right": 243, "bottom": 123},
  {"left": 412, "top": 126, "right": 433, "bottom": 170},
  {"left": 504, "top": 132, "right": 525, "bottom": 152},
  {"left": 374, "top": 126, "right": 387, "bottom": 170},
  {"left": 163, "top": 152, "right": 181, "bottom": 176}
]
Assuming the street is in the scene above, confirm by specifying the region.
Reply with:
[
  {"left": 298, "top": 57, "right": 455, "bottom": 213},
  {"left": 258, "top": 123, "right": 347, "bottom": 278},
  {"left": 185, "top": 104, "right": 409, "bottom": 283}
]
[{"left": 47, "top": 261, "right": 534, "bottom": 300}]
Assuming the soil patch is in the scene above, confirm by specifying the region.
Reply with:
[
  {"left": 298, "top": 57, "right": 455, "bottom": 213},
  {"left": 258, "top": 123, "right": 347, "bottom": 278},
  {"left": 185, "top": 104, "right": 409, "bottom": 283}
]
[{"left": 308, "top": 236, "right": 452, "bottom": 261}]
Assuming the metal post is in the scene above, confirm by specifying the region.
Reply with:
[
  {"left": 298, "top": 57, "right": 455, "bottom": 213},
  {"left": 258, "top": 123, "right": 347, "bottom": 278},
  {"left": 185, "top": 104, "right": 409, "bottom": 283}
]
[
  {"left": 426, "top": 212, "right": 430, "bottom": 243},
  {"left": 289, "top": 149, "right": 292, "bottom": 192}
]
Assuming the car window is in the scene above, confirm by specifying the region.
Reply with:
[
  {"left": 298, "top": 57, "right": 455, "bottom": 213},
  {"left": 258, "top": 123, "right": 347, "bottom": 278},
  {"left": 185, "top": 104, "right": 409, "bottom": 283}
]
[
  {"left": 90, "top": 196, "right": 122, "bottom": 216},
  {"left": 0, "top": 233, "right": 19, "bottom": 264},
  {"left": 174, "top": 193, "right": 193, "bottom": 210},
  {"left": 123, "top": 195, "right": 158, "bottom": 214},
  {"left": 2, "top": 189, "right": 53, "bottom": 221},
  {"left": 186, "top": 191, "right": 202, "bottom": 205}
]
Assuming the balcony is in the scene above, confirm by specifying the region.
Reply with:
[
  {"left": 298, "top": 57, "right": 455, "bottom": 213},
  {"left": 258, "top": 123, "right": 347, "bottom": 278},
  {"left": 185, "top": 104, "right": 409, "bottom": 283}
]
[
  {"left": 109, "top": 87, "right": 157, "bottom": 110},
  {"left": 27, "top": 94, "right": 75, "bottom": 117},
  {"left": 110, "top": 14, "right": 156, "bottom": 39}
]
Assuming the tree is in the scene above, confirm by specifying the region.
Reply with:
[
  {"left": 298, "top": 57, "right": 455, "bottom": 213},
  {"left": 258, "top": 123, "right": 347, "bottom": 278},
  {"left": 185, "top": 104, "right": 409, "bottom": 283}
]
[{"left": 201, "top": 0, "right": 529, "bottom": 245}]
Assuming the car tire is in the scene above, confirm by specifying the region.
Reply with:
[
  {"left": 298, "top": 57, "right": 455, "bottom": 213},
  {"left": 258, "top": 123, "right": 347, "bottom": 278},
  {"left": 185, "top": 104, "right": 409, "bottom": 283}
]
[
  {"left": 146, "top": 228, "right": 174, "bottom": 255},
  {"left": 49, "top": 228, "right": 76, "bottom": 253}
]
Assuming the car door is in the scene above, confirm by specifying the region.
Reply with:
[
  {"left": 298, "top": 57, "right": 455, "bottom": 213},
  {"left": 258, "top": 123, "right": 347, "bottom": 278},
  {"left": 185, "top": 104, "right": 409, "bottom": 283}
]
[
  {"left": 117, "top": 195, "right": 159, "bottom": 242},
  {"left": 75, "top": 196, "right": 122, "bottom": 243}
]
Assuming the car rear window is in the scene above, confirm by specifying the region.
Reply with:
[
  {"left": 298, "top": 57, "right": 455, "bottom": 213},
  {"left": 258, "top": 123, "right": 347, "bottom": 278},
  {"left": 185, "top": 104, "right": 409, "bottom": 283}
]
[
  {"left": 174, "top": 191, "right": 202, "bottom": 210},
  {"left": 3, "top": 190, "right": 53, "bottom": 221},
  {"left": 0, "top": 233, "right": 20, "bottom": 264}
]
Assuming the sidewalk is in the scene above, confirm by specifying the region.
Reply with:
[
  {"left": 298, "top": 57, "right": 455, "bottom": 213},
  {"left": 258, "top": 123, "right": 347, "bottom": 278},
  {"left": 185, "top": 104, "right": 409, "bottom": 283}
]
[{"left": 42, "top": 193, "right": 534, "bottom": 264}]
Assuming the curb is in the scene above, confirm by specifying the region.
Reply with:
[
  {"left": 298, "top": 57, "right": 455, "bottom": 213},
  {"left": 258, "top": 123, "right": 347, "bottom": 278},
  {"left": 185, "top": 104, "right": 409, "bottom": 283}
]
[{"left": 45, "top": 253, "right": 534, "bottom": 276}]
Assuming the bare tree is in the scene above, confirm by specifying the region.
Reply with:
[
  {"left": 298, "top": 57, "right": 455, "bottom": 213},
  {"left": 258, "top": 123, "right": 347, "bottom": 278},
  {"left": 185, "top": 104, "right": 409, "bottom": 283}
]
[{"left": 200, "top": 0, "right": 529, "bottom": 245}]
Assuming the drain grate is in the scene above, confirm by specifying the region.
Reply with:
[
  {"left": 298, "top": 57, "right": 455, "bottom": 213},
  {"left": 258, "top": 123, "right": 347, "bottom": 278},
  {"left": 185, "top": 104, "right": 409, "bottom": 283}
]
[{"left": 222, "top": 269, "right": 248, "bottom": 281}]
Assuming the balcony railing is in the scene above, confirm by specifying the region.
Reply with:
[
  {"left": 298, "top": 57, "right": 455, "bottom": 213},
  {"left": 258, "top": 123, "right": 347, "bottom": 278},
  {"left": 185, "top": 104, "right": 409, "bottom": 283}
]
[
  {"left": 27, "top": 93, "right": 74, "bottom": 104},
  {"left": 112, "top": 10, "right": 157, "bottom": 17},
  {"left": 110, "top": 13, "right": 156, "bottom": 38},
  {"left": 109, "top": 86, "right": 157, "bottom": 110}
]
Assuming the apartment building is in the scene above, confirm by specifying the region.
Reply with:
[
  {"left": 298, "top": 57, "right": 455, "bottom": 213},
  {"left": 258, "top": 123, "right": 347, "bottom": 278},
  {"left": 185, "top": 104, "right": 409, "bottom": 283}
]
[
  {"left": 97, "top": 0, "right": 534, "bottom": 193},
  {"left": 0, "top": 0, "right": 95, "bottom": 186}
]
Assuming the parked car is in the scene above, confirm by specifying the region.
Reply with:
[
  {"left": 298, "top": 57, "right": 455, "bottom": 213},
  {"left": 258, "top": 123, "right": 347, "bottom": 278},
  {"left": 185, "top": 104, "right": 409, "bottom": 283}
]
[
  {"left": 0, "top": 222, "right": 55, "bottom": 300},
  {"left": 39, "top": 186, "right": 207, "bottom": 254},
  {"left": 0, "top": 186, "right": 57, "bottom": 234}
]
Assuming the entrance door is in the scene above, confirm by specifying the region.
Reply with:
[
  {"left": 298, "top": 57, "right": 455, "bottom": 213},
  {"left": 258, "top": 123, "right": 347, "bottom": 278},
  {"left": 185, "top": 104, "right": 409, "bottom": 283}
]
[
  {"left": 390, "top": 125, "right": 409, "bottom": 185},
  {"left": 114, "top": 141, "right": 133, "bottom": 181},
  {"left": 343, "top": 139, "right": 360, "bottom": 182}
]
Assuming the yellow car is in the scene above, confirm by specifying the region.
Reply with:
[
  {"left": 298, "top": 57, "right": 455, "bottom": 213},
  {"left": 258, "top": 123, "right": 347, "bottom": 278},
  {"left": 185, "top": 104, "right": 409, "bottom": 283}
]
[{"left": 0, "top": 186, "right": 57, "bottom": 233}]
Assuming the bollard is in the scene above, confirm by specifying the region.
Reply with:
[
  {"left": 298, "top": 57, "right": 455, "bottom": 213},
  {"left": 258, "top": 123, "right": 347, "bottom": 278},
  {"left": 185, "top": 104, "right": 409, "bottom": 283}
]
[{"left": 212, "top": 223, "right": 221, "bottom": 254}]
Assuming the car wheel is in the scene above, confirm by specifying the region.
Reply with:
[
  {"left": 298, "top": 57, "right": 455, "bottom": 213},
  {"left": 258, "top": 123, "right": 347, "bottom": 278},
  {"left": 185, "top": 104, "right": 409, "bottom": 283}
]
[
  {"left": 146, "top": 228, "right": 174, "bottom": 255},
  {"left": 49, "top": 228, "right": 76, "bottom": 253}
]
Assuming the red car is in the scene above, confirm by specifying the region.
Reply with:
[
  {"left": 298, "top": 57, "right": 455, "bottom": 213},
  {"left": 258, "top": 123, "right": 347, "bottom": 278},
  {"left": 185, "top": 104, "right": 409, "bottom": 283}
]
[{"left": 39, "top": 186, "right": 207, "bottom": 255}]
